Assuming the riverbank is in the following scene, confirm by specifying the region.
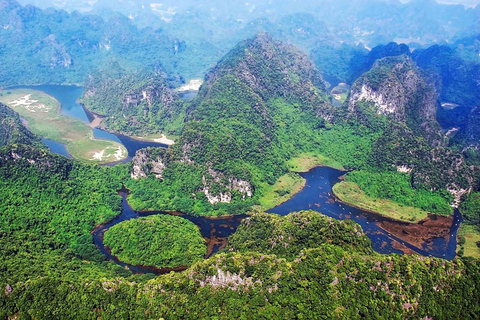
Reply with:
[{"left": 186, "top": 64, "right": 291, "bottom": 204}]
[
  {"left": 258, "top": 172, "right": 306, "bottom": 211},
  {"left": 287, "top": 152, "right": 345, "bottom": 172},
  {"left": 133, "top": 134, "right": 176, "bottom": 146},
  {"left": 0, "top": 88, "right": 128, "bottom": 164},
  {"left": 457, "top": 224, "right": 480, "bottom": 258},
  {"left": 332, "top": 181, "right": 429, "bottom": 223}
]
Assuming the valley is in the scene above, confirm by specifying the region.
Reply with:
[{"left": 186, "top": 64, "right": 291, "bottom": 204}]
[{"left": 0, "top": 0, "right": 479, "bottom": 318}]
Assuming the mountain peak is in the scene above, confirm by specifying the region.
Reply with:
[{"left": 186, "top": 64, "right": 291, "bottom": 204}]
[
  {"left": 200, "top": 33, "right": 329, "bottom": 117},
  {"left": 347, "top": 54, "right": 443, "bottom": 145}
]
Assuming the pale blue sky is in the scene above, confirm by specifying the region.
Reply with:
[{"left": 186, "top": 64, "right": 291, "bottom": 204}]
[{"left": 402, "top": 0, "right": 480, "bottom": 7}]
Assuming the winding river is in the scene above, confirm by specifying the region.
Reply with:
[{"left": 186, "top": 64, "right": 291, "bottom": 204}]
[
  {"left": 92, "top": 191, "right": 248, "bottom": 274},
  {"left": 11, "top": 85, "right": 169, "bottom": 163},
  {"left": 92, "top": 167, "right": 461, "bottom": 274},
  {"left": 18, "top": 85, "right": 461, "bottom": 274}
]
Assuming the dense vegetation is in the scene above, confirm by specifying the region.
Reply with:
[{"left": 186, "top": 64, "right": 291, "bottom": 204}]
[
  {"left": 121, "top": 34, "right": 333, "bottom": 215},
  {"left": 229, "top": 211, "right": 374, "bottom": 257},
  {"left": 0, "top": 102, "right": 479, "bottom": 319},
  {"left": 412, "top": 44, "right": 480, "bottom": 107},
  {"left": 458, "top": 193, "right": 480, "bottom": 258},
  {"left": 0, "top": 144, "right": 132, "bottom": 285},
  {"left": 104, "top": 215, "right": 206, "bottom": 268},
  {"left": 79, "top": 66, "right": 187, "bottom": 136},
  {"left": 461, "top": 193, "right": 480, "bottom": 226},
  {"left": 0, "top": 103, "right": 43, "bottom": 148},
  {"left": 0, "top": 1, "right": 178, "bottom": 85},
  {"left": 345, "top": 171, "right": 453, "bottom": 215},
  {"left": 2, "top": 208, "right": 480, "bottom": 319},
  {"left": 1, "top": 2, "right": 480, "bottom": 318},
  {"left": 119, "top": 35, "right": 473, "bottom": 219}
]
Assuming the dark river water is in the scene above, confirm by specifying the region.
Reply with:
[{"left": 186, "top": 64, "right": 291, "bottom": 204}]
[
  {"left": 92, "top": 192, "right": 248, "bottom": 274},
  {"left": 92, "top": 167, "right": 461, "bottom": 274},
  {"left": 11, "top": 85, "right": 168, "bottom": 163},
  {"left": 15, "top": 85, "right": 460, "bottom": 273},
  {"left": 267, "top": 167, "right": 461, "bottom": 260}
]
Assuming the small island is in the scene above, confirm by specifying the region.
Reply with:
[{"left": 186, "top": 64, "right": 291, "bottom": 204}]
[{"left": 103, "top": 215, "right": 207, "bottom": 269}]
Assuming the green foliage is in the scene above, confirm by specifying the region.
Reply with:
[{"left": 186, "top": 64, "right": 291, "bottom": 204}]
[
  {"left": 0, "top": 146, "right": 479, "bottom": 319},
  {"left": 460, "top": 193, "right": 480, "bottom": 225},
  {"left": 229, "top": 211, "right": 374, "bottom": 258},
  {"left": 0, "top": 144, "right": 132, "bottom": 284},
  {"left": 0, "top": 103, "right": 44, "bottom": 148},
  {"left": 104, "top": 215, "right": 206, "bottom": 268},
  {"left": 79, "top": 67, "right": 187, "bottom": 136},
  {"left": 346, "top": 170, "right": 453, "bottom": 215},
  {"left": 2, "top": 244, "right": 480, "bottom": 319},
  {"left": 413, "top": 45, "right": 480, "bottom": 107},
  {"left": 315, "top": 121, "right": 383, "bottom": 169}
]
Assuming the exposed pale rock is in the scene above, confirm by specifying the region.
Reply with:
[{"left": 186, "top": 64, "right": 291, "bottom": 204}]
[
  {"left": 130, "top": 149, "right": 166, "bottom": 180},
  {"left": 200, "top": 169, "right": 253, "bottom": 205}
]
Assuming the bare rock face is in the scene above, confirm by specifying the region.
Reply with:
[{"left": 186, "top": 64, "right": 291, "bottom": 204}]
[
  {"left": 130, "top": 148, "right": 167, "bottom": 180},
  {"left": 130, "top": 148, "right": 253, "bottom": 205},
  {"left": 201, "top": 168, "right": 253, "bottom": 205},
  {"left": 348, "top": 55, "right": 442, "bottom": 145},
  {"left": 122, "top": 82, "right": 176, "bottom": 110}
]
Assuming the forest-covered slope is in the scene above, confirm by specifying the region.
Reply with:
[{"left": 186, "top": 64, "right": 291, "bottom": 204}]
[
  {"left": 344, "top": 55, "right": 474, "bottom": 207},
  {"left": 0, "top": 102, "right": 43, "bottom": 147},
  {"left": 79, "top": 66, "right": 186, "bottom": 136},
  {"left": 2, "top": 207, "right": 480, "bottom": 319},
  {"left": 123, "top": 34, "right": 336, "bottom": 216},
  {"left": 348, "top": 55, "right": 442, "bottom": 145},
  {"left": 0, "top": 0, "right": 199, "bottom": 85},
  {"left": 120, "top": 34, "right": 476, "bottom": 218}
]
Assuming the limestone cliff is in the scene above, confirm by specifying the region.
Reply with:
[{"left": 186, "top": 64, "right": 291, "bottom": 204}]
[
  {"left": 130, "top": 148, "right": 167, "bottom": 180},
  {"left": 130, "top": 148, "right": 253, "bottom": 205},
  {"left": 80, "top": 67, "right": 185, "bottom": 136},
  {"left": 348, "top": 55, "right": 443, "bottom": 146}
]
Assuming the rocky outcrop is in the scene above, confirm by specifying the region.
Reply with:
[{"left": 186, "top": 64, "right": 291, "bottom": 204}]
[
  {"left": 130, "top": 148, "right": 167, "bottom": 180},
  {"left": 130, "top": 147, "right": 253, "bottom": 205},
  {"left": 80, "top": 67, "right": 185, "bottom": 136},
  {"left": 201, "top": 169, "right": 253, "bottom": 205},
  {"left": 122, "top": 82, "right": 177, "bottom": 110},
  {"left": 348, "top": 55, "right": 442, "bottom": 146}
]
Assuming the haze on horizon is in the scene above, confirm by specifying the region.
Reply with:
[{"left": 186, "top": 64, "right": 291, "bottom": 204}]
[{"left": 16, "top": 0, "right": 480, "bottom": 11}]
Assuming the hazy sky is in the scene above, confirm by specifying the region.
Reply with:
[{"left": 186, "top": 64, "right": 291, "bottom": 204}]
[
  {"left": 402, "top": 0, "right": 480, "bottom": 6},
  {"left": 436, "top": 0, "right": 479, "bottom": 6}
]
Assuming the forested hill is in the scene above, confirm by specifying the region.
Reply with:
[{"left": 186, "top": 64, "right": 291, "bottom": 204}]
[
  {"left": 345, "top": 54, "right": 474, "bottom": 203},
  {"left": 124, "top": 34, "right": 334, "bottom": 216},
  {"left": 79, "top": 66, "right": 186, "bottom": 136},
  {"left": 0, "top": 0, "right": 193, "bottom": 86},
  {"left": 182, "top": 32, "right": 333, "bottom": 174},
  {"left": 123, "top": 33, "right": 475, "bottom": 217},
  {"left": 348, "top": 55, "right": 443, "bottom": 146},
  {"left": 0, "top": 102, "right": 43, "bottom": 147},
  {"left": 195, "top": 33, "right": 330, "bottom": 116},
  {"left": 412, "top": 43, "right": 480, "bottom": 107}
]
